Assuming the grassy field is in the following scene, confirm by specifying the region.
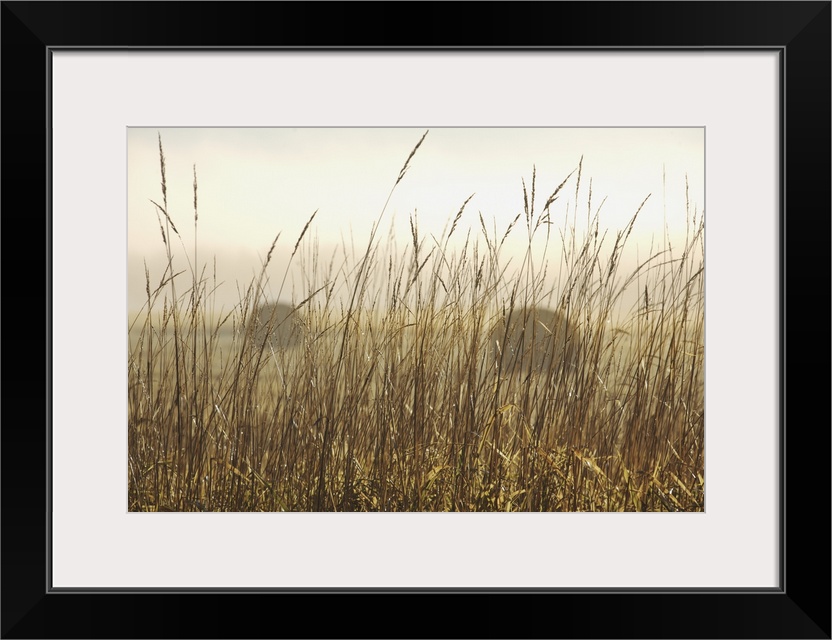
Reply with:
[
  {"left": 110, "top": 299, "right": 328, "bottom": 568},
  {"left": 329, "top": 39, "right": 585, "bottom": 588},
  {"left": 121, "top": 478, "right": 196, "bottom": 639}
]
[{"left": 128, "top": 132, "right": 704, "bottom": 512}]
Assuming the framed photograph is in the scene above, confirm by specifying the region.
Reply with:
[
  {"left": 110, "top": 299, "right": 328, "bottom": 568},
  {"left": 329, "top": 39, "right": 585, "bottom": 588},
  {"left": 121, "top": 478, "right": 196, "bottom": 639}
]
[{"left": 3, "top": 2, "right": 829, "bottom": 638}]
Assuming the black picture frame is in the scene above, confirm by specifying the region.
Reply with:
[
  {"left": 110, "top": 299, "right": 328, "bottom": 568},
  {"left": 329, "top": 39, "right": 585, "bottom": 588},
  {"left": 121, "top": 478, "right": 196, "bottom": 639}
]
[{"left": 2, "top": 2, "right": 829, "bottom": 638}]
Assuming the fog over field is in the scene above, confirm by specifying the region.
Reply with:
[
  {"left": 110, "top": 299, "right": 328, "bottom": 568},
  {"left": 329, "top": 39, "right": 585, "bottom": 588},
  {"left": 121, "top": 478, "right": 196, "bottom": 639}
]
[{"left": 128, "top": 127, "right": 703, "bottom": 317}]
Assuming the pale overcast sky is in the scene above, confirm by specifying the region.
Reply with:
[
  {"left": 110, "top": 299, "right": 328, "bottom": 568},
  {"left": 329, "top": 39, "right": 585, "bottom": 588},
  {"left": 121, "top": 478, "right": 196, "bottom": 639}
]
[{"left": 128, "top": 127, "right": 703, "bottom": 314}]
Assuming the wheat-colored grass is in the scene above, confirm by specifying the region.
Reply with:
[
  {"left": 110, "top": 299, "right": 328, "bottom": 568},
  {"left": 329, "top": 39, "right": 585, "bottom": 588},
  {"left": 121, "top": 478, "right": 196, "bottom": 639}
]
[{"left": 128, "top": 132, "right": 704, "bottom": 512}]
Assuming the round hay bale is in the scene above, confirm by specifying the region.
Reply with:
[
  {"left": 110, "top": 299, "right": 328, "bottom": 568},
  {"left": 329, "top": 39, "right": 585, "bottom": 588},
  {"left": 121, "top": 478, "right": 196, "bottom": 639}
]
[
  {"left": 250, "top": 301, "right": 304, "bottom": 350},
  {"left": 487, "top": 306, "right": 581, "bottom": 378}
]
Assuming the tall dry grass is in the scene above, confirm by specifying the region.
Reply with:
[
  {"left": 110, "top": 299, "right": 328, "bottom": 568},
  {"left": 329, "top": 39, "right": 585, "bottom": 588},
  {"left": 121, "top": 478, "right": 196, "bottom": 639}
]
[{"left": 128, "top": 132, "right": 704, "bottom": 512}]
